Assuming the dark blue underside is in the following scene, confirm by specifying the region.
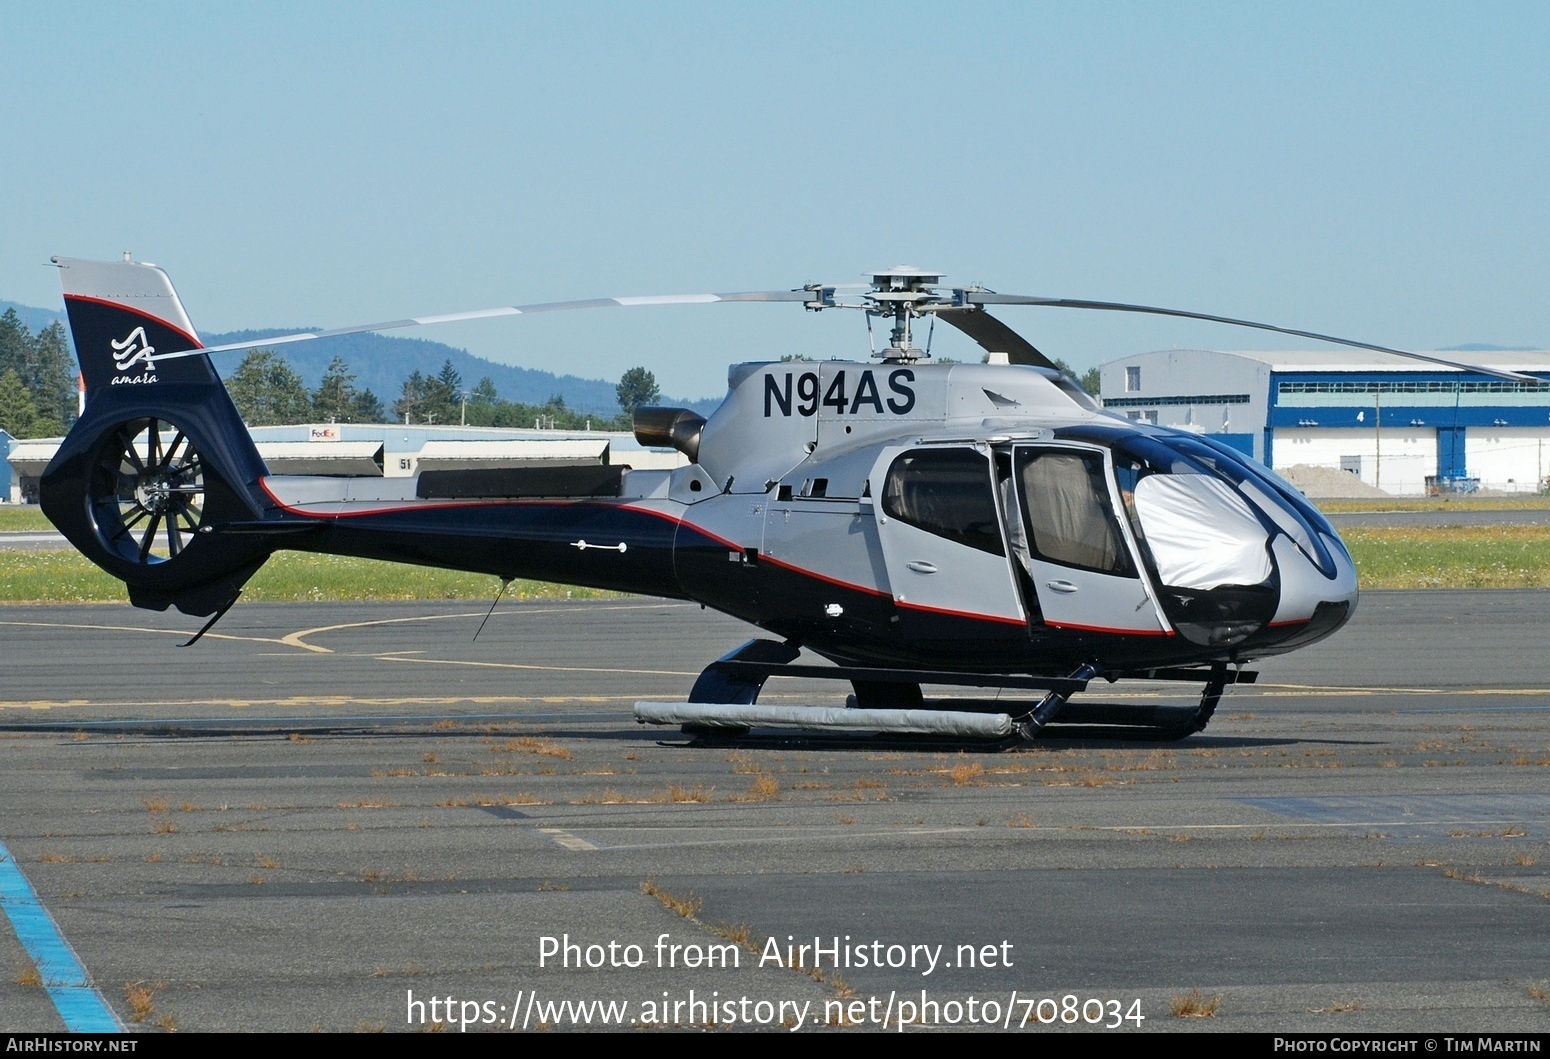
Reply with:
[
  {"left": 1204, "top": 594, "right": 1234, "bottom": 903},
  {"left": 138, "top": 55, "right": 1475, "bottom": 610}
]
[{"left": 279, "top": 501, "right": 1340, "bottom": 674}]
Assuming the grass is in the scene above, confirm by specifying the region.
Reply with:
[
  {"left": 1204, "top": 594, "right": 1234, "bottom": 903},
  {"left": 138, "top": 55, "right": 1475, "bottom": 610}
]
[
  {"left": 1169, "top": 989, "right": 1221, "bottom": 1018},
  {"left": 124, "top": 980, "right": 164, "bottom": 1023},
  {"left": 738, "top": 772, "right": 780, "bottom": 801},
  {"left": 949, "top": 761, "right": 985, "bottom": 786},
  {"left": 713, "top": 921, "right": 759, "bottom": 955},
  {"left": 1343, "top": 526, "right": 1550, "bottom": 588},
  {"left": 491, "top": 737, "right": 573, "bottom": 760},
  {"left": 641, "top": 878, "right": 701, "bottom": 919},
  {"left": 0, "top": 507, "right": 51, "bottom": 531},
  {"left": 0, "top": 550, "right": 623, "bottom": 603},
  {"left": 651, "top": 782, "right": 712, "bottom": 803},
  {"left": 1319, "top": 496, "right": 1550, "bottom": 513},
  {"left": 1315, "top": 1000, "right": 1362, "bottom": 1013}
]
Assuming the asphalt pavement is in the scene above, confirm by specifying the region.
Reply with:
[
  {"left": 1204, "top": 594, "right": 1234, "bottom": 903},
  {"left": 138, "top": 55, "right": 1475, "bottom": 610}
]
[{"left": 0, "top": 592, "right": 1546, "bottom": 1033}]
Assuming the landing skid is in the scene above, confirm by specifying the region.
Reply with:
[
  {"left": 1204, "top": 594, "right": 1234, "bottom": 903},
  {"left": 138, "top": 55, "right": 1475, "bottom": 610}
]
[{"left": 633, "top": 638, "right": 1255, "bottom": 744}]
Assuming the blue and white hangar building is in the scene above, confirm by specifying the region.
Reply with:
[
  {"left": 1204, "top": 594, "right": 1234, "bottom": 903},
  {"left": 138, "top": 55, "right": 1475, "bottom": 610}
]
[{"left": 1099, "top": 349, "right": 1550, "bottom": 496}]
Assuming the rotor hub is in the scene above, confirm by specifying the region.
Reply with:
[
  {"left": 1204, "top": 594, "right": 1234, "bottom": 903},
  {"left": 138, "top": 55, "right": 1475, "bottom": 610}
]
[
  {"left": 135, "top": 475, "right": 173, "bottom": 513},
  {"left": 866, "top": 265, "right": 945, "bottom": 361}
]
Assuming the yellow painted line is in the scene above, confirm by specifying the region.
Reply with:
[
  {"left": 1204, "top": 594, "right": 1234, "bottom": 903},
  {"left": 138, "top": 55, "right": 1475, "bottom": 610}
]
[
  {"left": 1251, "top": 686, "right": 1550, "bottom": 698},
  {"left": 1052, "top": 819, "right": 1550, "bottom": 833},
  {"left": 539, "top": 828, "right": 599, "bottom": 851},
  {"left": 0, "top": 694, "right": 631, "bottom": 712},
  {"left": 569, "top": 827, "right": 981, "bottom": 853},
  {"left": 0, "top": 619, "right": 291, "bottom": 649},
  {"left": 377, "top": 655, "right": 697, "bottom": 678},
  {"left": 276, "top": 601, "right": 693, "bottom": 653},
  {"left": 277, "top": 611, "right": 485, "bottom": 653}
]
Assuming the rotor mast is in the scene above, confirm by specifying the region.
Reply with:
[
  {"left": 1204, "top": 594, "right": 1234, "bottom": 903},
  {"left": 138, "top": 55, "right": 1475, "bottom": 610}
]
[{"left": 867, "top": 265, "right": 945, "bottom": 361}]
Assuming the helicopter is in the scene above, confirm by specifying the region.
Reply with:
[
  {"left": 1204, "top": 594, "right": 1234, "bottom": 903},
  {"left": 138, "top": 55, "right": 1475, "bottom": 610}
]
[{"left": 37, "top": 258, "right": 1527, "bottom": 743}]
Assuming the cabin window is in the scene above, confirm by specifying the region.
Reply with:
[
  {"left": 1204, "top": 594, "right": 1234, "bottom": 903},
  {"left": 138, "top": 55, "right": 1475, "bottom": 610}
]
[
  {"left": 882, "top": 449, "right": 1004, "bottom": 556},
  {"left": 1012, "top": 449, "right": 1134, "bottom": 577}
]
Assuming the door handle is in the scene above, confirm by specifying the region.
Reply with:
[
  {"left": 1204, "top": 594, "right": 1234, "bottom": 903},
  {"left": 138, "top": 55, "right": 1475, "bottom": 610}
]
[
  {"left": 1045, "top": 580, "right": 1078, "bottom": 593},
  {"left": 905, "top": 561, "right": 938, "bottom": 574}
]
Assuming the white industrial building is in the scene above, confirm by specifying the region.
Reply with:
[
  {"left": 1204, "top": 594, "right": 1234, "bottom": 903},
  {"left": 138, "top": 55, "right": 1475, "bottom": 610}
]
[
  {"left": 1100, "top": 350, "right": 1550, "bottom": 496},
  {"left": 3, "top": 423, "right": 686, "bottom": 504}
]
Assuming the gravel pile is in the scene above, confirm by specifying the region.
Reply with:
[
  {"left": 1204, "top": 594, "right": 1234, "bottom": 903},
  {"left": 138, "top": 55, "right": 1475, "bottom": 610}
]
[{"left": 1278, "top": 464, "right": 1392, "bottom": 498}]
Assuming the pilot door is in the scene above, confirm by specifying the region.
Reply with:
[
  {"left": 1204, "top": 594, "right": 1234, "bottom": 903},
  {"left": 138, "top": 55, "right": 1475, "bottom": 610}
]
[
  {"left": 870, "top": 445, "right": 1027, "bottom": 637},
  {"left": 1004, "top": 444, "right": 1169, "bottom": 636}
]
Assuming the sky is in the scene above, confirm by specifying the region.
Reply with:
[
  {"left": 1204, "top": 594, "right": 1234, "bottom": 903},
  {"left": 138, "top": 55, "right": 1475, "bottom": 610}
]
[{"left": 3, "top": 1, "right": 1547, "bottom": 400}]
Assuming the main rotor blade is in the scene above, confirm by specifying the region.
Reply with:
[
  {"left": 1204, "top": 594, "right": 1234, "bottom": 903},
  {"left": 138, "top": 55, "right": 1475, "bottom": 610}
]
[
  {"left": 153, "top": 289, "right": 814, "bottom": 364},
  {"left": 968, "top": 294, "right": 1538, "bottom": 383},
  {"left": 935, "top": 308, "right": 1061, "bottom": 371}
]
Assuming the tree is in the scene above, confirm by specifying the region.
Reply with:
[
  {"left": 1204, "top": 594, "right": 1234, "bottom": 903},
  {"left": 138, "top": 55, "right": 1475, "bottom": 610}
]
[
  {"left": 313, "top": 356, "right": 361, "bottom": 423},
  {"left": 0, "top": 311, "right": 75, "bottom": 436},
  {"left": 392, "top": 370, "right": 431, "bottom": 424},
  {"left": 389, "top": 364, "right": 459, "bottom": 425},
  {"left": 427, "top": 360, "right": 462, "bottom": 424},
  {"left": 462, "top": 377, "right": 501, "bottom": 427},
  {"left": 228, "top": 350, "right": 312, "bottom": 426},
  {"left": 1049, "top": 357, "right": 1101, "bottom": 396},
  {"left": 351, "top": 388, "right": 385, "bottom": 423},
  {"left": 0, "top": 370, "right": 40, "bottom": 438},
  {"left": 0, "top": 310, "right": 30, "bottom": 380},
  {"left": 309, "top": 355, "right": 384, "bottom": 423},
  {"left": 616, "top": 367, "right": 659, "bottom": 415},
  {"left": 29, "top": 322, "right": 76, "bottom": 434}
]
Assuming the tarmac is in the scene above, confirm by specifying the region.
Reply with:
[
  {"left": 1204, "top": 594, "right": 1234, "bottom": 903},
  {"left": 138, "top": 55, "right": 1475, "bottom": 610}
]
[{"left": 0, "top": 590, "right": 1546, "bottom": 1032}]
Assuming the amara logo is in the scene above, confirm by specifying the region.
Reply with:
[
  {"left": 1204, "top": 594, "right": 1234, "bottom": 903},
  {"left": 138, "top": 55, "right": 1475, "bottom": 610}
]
[
  {"left": 111, "top": 327, "right": 157, "bottom": 372},
  {"left": 109, "top": 327, "right": 158, "bottom": 385}
]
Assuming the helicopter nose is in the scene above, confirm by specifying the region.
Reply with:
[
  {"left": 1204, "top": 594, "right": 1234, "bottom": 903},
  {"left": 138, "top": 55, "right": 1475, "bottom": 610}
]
[{"left": 1267, "top": 529, "right": 1359, "bottom": 637}]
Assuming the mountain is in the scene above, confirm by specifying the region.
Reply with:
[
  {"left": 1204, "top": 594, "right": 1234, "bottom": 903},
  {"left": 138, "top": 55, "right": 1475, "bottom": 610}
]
[
  {"left": 0, "top": 301, "right": 717, "bottom": 415},
  {"left": 0, "top": 301, "right": 67, "bottom": 336},
  {"left": 204, "top": 328, "right": 625, "bottom": 413}
]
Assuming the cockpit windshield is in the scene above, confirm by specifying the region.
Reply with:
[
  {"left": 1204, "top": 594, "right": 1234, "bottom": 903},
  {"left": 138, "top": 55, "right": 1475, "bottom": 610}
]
[{"left": 1108, "top": 434, "right": 1337, "bottom": 578}]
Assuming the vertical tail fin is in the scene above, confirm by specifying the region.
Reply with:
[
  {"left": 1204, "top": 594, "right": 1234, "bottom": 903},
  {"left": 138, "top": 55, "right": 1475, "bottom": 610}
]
[
  {"left": 41, "top": 257, "right": 275, "bottom": 615},
  {"left": 55, "top": 256, "right": 220, "bottom": 394}
]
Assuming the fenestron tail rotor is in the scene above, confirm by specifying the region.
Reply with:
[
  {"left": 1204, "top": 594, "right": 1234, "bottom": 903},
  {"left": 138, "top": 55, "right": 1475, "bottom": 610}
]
[{"left": 91, "top": 418, "right": 207, "bottom": 565}]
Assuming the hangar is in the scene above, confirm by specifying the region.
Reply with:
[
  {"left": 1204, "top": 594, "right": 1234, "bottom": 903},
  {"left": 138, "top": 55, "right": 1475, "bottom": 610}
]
[
  {"left": 2, "top": 423, "right": 686, "bottom": 504},
  {"left": 1100, "top": 349, "right": 1550, "bottom": 496}
]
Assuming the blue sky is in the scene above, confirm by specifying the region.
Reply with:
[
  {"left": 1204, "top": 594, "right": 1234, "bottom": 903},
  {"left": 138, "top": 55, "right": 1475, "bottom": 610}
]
[{"left": 3, "top": 1, "right": 1547, "bottom": 399}]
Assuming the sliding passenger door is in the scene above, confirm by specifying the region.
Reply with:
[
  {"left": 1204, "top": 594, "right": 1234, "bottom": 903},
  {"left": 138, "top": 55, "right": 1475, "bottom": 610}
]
[
  {"left": 870, "top": 445, "right": 1026, "bottom": 637},
  {"left": 1008, "top": 445, "right": 1168, "bottom": 636}
]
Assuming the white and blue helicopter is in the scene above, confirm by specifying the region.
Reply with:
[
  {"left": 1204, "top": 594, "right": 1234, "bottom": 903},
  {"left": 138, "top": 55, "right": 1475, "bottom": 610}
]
[{"left": 39, "top": 259, "right": 1524, "bottom": 743}]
